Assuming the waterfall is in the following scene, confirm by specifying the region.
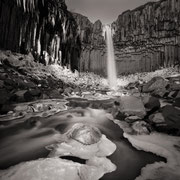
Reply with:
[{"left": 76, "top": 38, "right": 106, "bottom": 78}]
[{"left": 105, "top": 25, "right": 117, "bottom": 90}]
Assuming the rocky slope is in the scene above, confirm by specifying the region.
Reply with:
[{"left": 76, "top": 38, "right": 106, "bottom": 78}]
[{"left": 112, "top": 0, "right": 180, "bottom": 74}]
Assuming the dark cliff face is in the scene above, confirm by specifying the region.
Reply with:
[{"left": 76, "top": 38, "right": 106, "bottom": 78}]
[
  {"left": 0, "top": 0, "right": 180, "bottom": 76},
  {"left": 72, "top": 13, "right": 107, "bottom": 75},
  {"left": 0, "top": 0, "right": 81, "bottom": 71},
  {"left": 112, "top": 0, "right": 180, "bottom": 74}
]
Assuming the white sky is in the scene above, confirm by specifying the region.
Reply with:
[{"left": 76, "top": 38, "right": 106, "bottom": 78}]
[{"left": 66, "top": 0, "right": 158, "bottom": 24}]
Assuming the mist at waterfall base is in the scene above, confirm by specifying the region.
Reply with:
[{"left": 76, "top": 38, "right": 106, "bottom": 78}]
[{"left": 105, "top": 25, "right": 117, "bottom": 90}]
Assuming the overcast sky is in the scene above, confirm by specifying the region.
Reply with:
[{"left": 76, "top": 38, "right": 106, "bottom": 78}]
[{"left": 66, "top": 0, "right": 157, "bottom": 24}]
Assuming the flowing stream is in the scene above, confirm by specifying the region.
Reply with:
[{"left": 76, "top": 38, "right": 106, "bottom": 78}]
[
  {"left": 105, "top": 25, "right": 117, "bottom": 90},
  {"left": 0, "top": 98, "right": 165, "bottom": 180}
]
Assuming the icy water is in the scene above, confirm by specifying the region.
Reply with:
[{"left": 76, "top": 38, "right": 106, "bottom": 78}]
[
  {"left": 105, "top": 25, "right": 117, "bottom": 90},
  {"left": 0, "top": 98, "right": 165, "bottom": 180}
]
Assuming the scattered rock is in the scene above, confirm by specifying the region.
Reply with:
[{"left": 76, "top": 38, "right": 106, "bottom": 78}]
[
  {"left": 64, "top": 87, "right": 73, "bottom": 96},
  {"left": 24, "top": 89, "right": 41, "bottom": 101},
  {"left": 0, "top": 104, "right": 14, "bottom": 114},
  {"left": 131, "top": 121, "right": 151, "bottom": 135},
  {"left": 125, "top": 116, "right": 142, "bottom": 123},
  {"left": 173, "top": 98, "right": 180, "bottom": 108},
  {"left": 49, "top": 89, "right": 62, "bottom": 99},
  {"left": 125, "top": 81, "right": 140, "bottom": 90},
  {"left": 150, "top": 105, "right": 180, "bottom": 135},
  {"left": 142, "top": 96, "right": 160, "bottom": 112},
  {"left": 149, "top": 112, "right": 166, "bottom": 124},
  {"left": 11, "top": 90, "right": 27, "bottom": 102},
  {"left": 4, "top": 79, "right": 16, "bottom": 87},
  {"left": 142, "top": 76, "right": 168, "bottom": 93},
  {"left": 0, "top": 89, "right": 9, "bottom": 104}
]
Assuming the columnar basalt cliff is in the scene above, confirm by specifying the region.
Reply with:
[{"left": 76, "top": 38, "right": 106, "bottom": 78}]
[
  {"left": 112, "top": 0, "right": 180, "bottom": 74},
  {"left": 0, "top": 0, "right": 180, "bottom": 75},
  {"left": 0, "top": 0, "right": 81, "bottom": 71},
  {"left": 73, "top": 13, "right": 107, "bottom": 75}
]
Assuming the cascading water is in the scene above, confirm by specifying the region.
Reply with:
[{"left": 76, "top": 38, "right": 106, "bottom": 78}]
[{"left": 105, "top": 25, "right": 117, "bottom": 90}]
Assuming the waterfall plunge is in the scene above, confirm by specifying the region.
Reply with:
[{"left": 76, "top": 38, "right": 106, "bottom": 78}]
[{"left": 105, "top": 25, "right": 117, "bottom": 90}]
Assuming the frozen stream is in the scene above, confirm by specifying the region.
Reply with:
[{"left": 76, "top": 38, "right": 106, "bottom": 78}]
[{"left": 0, "top": 98, "right": 164, "bottom": 180}]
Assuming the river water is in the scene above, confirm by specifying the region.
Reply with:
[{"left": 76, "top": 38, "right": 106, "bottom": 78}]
[{"left": 0, "top": 98, "right": 165, "bottom": 180}]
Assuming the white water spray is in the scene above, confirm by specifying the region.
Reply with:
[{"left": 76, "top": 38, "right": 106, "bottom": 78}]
[{"left": 105, "top": 25, "right": 117, "bottom": 90}]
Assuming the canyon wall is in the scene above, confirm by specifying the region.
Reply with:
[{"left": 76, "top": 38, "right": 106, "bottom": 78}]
[
  {"left": 0, "top": 0, "right": 81, "bottom": 71},
  {"left": 112, "top": 0, "right": 180, "bottom": 74},
  {"left": 73, "top": 13, "right": 107, "bottom": 76},
  {"left": 73, "top": 0, "right": 180, "bottom": 76},
  {"left": 0, "top": 0, "right": 180, "bottom": 75}
]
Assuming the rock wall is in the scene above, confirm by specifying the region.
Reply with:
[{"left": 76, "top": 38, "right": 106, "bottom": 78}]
[
  {"left": 113, "top": 0, "right": 180, "bottom": 74},
  {"left": 0, "top": 0, "right": 81, "bottom": 71},
  {"left": 73, "top": 13, "right": 107, "bottom": 76}
]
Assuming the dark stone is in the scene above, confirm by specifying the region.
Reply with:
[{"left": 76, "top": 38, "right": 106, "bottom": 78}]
[
  {"left": 126, "top": 81, "right": 140, "bottom": 90},
  {"left": 173, "top": 98, "right": 180, "bottom": 108},
  {"left": 0, "top": 104, "right": 14, "bottom": 114},
  {"left": 24, "top": 90, "right": 40, "bottom": 102},
  {"left": 0, "top": 73, "right": 8, "bottom": 80},
  {"left": 10, "top": 90, "right": 27, "bottom": 102},
  {"left": 27, "top": 89, "right": 41, "bottom": 97},
  {"left": 131, "top": 121, "right": 151, "bottom": 135},
  {"left": 115, "top": 111, "right": 127, "bottom": 121},
  {"left": 143, "top": 96, "right": 160, "bottom": 112},
  {"left": 169, "top": 80, "right": 180, "bottom": 91},
  {"left": 57, "top": 80, "right": 64, "bottom": 88},
  {"left": 0, "top": 89, "right": 9, "bottom": 104},
  {"left": 151, "top": 105, "right": 180, "bottom": 135},
  {"left": 4, "top": 79, "right": 16, "bottom": 87},
  {"left": 49, "top": 89, "right": 62, "bottom": 99},
  {"left": 64, "top": 87, "right": 73, "bottom": 95},
  {"left": 0, "top": 80, "right": 4, "bottom": 88},
  {"left": 142, "top": 77, "right": 168, "bottom": 93}
]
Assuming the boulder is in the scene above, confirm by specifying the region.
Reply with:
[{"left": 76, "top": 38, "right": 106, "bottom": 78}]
[
  {"left": 142, "top": 76, "right": 168, "bottom": 93},
  {"left": 125, "top": 81, "right": 140, "bottom": 90},
  {"left": 150, "top": 105, "right": 180, "bottom": 135},
  {"left": 66, "top": 123, "right": 102, "bottom": 145},
  {"left": 173, "top": 98, "right": 180, "bottom": 108},
  {"left": 142, "top": 96, "right": 160, "bottom": 112},
  {"left": 131, "top": 121, "right": 151, "bottom": 135},
  {"left": 149, "top": 113, "right": 166, "bottom": 124},
  {"left": 152, "top": 87, "right": 168, "bottom": 97},
  {"left": 64, "top": 87, "right": 73, "bottom": 96},
  {"left": 11, "top": 90, "right": 27, "bottom": 102},
  {"left": 169, "top": 80, "right": 180, "bottom": 91},
  {"left": 166, "top": 74, "right": 180, "bottom": 91},
  {"left": 118, "top": 96, "right": 146, "bottom": 118},
  {"left": 49, "top": 89, "right": 62, "bottom": 99},
  {"left": 24, "top": 89, "right": 41, "bottom": 101}
]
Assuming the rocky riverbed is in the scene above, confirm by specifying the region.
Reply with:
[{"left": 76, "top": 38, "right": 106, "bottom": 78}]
[{"left": 0, "top": 50, "right": 180, "bottom": 180}]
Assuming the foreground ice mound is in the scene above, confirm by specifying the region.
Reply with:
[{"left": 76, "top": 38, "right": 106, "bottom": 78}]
[
  {"left": 48, "top": 123, "right": 116, "bottom": 159},
  {"left": 66, "top": 123, "right": 102, "bottom": 145},
  {"left": 0, "top": 157, "right": 116, "bottom": 180}
]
